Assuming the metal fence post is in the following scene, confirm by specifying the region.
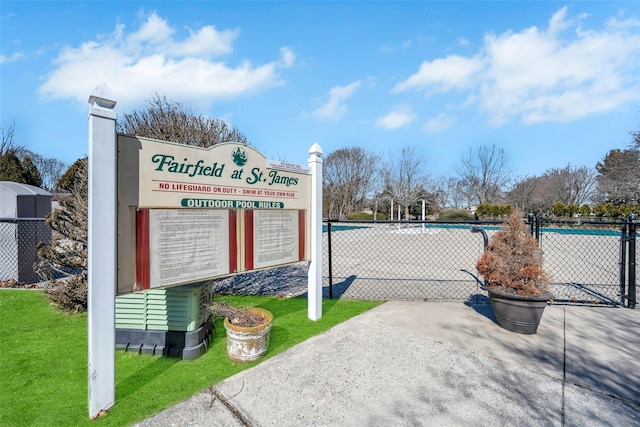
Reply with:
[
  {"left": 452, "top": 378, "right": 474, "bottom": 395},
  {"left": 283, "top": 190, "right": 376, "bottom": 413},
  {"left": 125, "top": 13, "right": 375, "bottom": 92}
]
[
  {"left": 620, "top": 220, "right": 627, "bottom": 306},
  {"left": 327, "top": 221, "right": 333, "bottom": 299},
  {"left": 628, "top": 215, "right": 637, "bottom": 309}
]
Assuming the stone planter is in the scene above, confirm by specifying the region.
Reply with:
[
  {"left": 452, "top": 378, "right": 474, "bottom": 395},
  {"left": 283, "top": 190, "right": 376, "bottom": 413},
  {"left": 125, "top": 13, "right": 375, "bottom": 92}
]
[
  {"left": 487, "top": 288, "right": 552, "bottom": 334},
  {"left": 223, "top": 307, "right": 273, "bottom": 363}
]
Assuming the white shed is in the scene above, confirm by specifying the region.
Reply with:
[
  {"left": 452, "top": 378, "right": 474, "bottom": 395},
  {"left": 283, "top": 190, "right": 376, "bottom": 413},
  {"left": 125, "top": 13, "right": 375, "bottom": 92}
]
[{"left": 0, "top": 181, "right": 52, "bottom": 218}]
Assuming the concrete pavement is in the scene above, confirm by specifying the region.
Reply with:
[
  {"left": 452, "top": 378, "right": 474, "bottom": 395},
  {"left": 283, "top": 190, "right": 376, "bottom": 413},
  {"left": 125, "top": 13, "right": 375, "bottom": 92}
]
[{"left": 135, "top": 301, "right": 639, "bottom": 426}]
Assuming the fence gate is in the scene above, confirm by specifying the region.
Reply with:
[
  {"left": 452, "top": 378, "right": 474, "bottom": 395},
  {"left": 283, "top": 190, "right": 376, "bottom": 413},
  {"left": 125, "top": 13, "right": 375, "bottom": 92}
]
[
  {"left": 534, "top": 216, "right": 637, "bottom": 308},
  {"left": 622, "top": 217, "right": 637, "bottom": 308}
]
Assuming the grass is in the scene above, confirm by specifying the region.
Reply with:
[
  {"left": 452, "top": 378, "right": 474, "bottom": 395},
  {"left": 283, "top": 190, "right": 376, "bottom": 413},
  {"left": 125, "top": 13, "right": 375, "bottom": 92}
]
[{"left": 0, "top": 290, "right": 380, "bottom": 426}]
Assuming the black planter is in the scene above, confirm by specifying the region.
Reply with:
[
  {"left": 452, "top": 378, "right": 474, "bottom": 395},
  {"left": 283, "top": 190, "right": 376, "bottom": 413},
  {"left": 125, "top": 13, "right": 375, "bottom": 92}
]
[{"left": 487, "top": 288, "right": 552, "bottom": 334}]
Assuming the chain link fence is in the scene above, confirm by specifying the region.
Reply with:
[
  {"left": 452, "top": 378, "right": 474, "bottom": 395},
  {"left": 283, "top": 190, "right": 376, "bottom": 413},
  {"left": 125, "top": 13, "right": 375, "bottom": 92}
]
[
  {"left": 9, "top": 215, "right": 634, "bottom": 308},
  {"left": 323, "top": 220, "right": 495, "bottom": 303},
  {"left": 0, "top": 218, "right": 51, "bottom": 286},
  {"left": 322, "top": 218, "right": 637, "bottom": 307},
  {"left": 213, "top": 217, "right": 637, "bottom": 307},
  {"left": 538, "top": 219, "right": 634, "bottom": 306}
]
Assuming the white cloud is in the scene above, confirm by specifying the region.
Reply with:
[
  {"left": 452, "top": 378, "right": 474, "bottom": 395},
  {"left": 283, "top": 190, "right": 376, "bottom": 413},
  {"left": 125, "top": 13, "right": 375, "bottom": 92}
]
[
  {"left": 38, "top": 13, "right": 292, "bottom": 109},
  {"left": 606, "top": 15, "right": 640, "bottom": 31},
  {"left": 548, "top": 6, "right": 572, "bottom": 35},
  {"left": 0, "top": 51, "right": 24, "bottom": 64},
  {"left": 128, "top": 13, "right": 174, "bottom": 46},
  {"left": 376, "top": 105, "right": 415, "bottom": 129},
  {"left": 393, "top": 7, "right": 640, "bottom": 126},
  {"left": 312, "top": 80, "right": 361, "bottom": 121},
  {"left": 380, "top": 44, "right": 395, "bottom": 54},
  {"left": 392, "top": 54, "right": 484, "bottom": 94},
  {"left": 423, "top": 113, "right": 455, "bottom": 133},
  {"left": 457, "top": 37, "right": 470, "bottom": 47},
  {"left": 167, "top": 25, "right": 238, "bottom": 57},
  {"left": 279, "top": 47, "right": 295, "bottom": 68},
  {"left": 380, "top": 39, "right": 413, "bottom": 54}
]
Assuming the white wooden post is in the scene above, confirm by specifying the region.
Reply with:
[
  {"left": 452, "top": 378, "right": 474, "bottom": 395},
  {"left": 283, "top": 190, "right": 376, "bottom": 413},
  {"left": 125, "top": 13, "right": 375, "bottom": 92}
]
[
  {"left": 87, "top": 84, "right": 117, "bottom": 418},
  {"left": 422, "top": 200, "right": 426, "bottom": 230},
  {"left": 307, "top": 143, "right": 323, "bottom": 321}
]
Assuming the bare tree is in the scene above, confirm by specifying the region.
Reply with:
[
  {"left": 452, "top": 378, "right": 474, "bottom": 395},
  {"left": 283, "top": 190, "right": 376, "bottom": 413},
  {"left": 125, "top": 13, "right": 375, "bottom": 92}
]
[
  {"left": 35, "top": 155, "right": 67, "bottom": 191},
  {"left": 459, "top": 181, "right": 478, "bottom": 210},
  {"left": 380, "top": 146, "right": 429, "bottom": 219},
  {"left": 118, "top": 93, "right": 247, "bottom": 146},
  {"left": 507, "top": 175, "right": 539, "bottom": 212},
  {"left": 430, "top": 177, "right": 449, "bottom": 210},
  {"left": 507, "top": 166, "right": 596, "bottom": 214},
  {"left": 456, "top": 145, "right": 510, "bottom": 206},
  {"left": 431, "top": 176, "right": 468, "bottom": 210},
  {"left": 0, "top": 122, "right": 25, "bottom": 156},
  {"left": 323, "top": 146, "right": 379, "bottom": 219},
  {"left": 544, "top": 164, "right": 596, "bottom": 206},
  {"left": 17, "top": 151, "right": 67, "bottom": 191}
]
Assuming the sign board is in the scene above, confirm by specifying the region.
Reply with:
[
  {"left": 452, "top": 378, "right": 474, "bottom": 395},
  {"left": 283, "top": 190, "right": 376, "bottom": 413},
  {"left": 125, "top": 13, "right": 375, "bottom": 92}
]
[
  {"left": 88, "top": 88, "right": 322, "bottom": 420},
  {"left": 117, "top": 136, "right": 311, "bottom": 294}
]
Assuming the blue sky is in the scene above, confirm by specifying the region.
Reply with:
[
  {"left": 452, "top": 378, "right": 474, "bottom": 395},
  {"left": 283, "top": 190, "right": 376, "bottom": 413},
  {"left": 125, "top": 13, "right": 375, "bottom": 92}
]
[{"left": 1, "top": 1, "right": 639, "bottom": 181}]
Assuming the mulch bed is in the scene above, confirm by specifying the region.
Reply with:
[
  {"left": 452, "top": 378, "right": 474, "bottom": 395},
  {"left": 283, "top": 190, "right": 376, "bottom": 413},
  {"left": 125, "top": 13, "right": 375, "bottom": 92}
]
[{"left": 0, "top": 279, "right": 43, "bottom": 289}]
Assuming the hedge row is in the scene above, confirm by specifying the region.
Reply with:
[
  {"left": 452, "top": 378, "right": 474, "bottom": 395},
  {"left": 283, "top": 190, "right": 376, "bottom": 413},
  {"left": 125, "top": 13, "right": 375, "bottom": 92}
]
[
  {"left": 552, "top": 202, "right": 639, "bottom": 218},
  {"left": 477, "top": 203, "right": 639, "bottom": 219}
]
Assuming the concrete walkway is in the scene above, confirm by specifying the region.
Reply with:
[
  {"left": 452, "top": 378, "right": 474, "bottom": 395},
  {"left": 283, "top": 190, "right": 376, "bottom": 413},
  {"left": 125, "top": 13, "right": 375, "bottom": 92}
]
[{"left": 136, "top": 302, "right": 639, "bottom": 426}]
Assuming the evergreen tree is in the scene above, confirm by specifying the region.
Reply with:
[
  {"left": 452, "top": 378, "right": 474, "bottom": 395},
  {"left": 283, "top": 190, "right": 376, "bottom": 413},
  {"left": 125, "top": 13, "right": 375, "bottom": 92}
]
[
  {"left": 55, "top": 157, "right": 86, "bottom": 191},
  {"left": 0, "top": 150, "right": 27, "bottom": 182},
  {"left": 21, "top": 156, "right": 43, "bottom": 187},
  {"left": 596, "top": 146, "right": 640, "bottom": 205}
]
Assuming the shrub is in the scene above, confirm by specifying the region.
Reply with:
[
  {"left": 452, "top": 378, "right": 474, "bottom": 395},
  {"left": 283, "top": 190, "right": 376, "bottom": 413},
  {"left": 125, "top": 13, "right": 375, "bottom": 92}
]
[
  {"left": 476, "top": 210, "right": 551, "bottom": 297},
  {"left": 346, "top": 212, "right": 386, "bottom": 220},
  {"left": 44, "top": 275, "right": 88, "bottom": 314},
  {"left": 592, "top": 204, "right": 607, "bottom": 217},
  {"left": 438, "top": 209, "right": 474, "bottom": 220},
  {"left": 567, "top": 203, "right": 579, "bottom": 217},
  {"left": 579, "top": 204, "right": 591, "bottom": 217},
  {"left": 476, "top": 204, "right": 512, "bottom": 218},
  {"left": 552, "top": 201, "right": 567, "bottom": 217},
  {"left": 36, "top": 158, "right": 88, "bottom": 313}
]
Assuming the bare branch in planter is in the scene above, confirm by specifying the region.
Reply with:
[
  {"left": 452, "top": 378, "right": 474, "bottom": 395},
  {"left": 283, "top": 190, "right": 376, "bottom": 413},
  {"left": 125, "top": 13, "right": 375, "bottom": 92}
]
[{"left": 211, "top": 302, "right": 268, "bottom": 327}]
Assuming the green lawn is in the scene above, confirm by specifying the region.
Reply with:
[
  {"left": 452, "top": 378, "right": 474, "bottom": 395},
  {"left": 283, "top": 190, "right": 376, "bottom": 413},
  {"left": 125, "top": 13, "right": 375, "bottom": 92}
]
[{"left": 0, "top": 290, "right": 380, "bottom": 426}]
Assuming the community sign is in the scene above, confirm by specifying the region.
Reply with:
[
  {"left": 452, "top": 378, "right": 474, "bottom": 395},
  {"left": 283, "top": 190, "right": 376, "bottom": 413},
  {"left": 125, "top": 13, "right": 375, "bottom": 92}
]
[{"left": 117, "top": 136, "right": 311, "bottom": 295}]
